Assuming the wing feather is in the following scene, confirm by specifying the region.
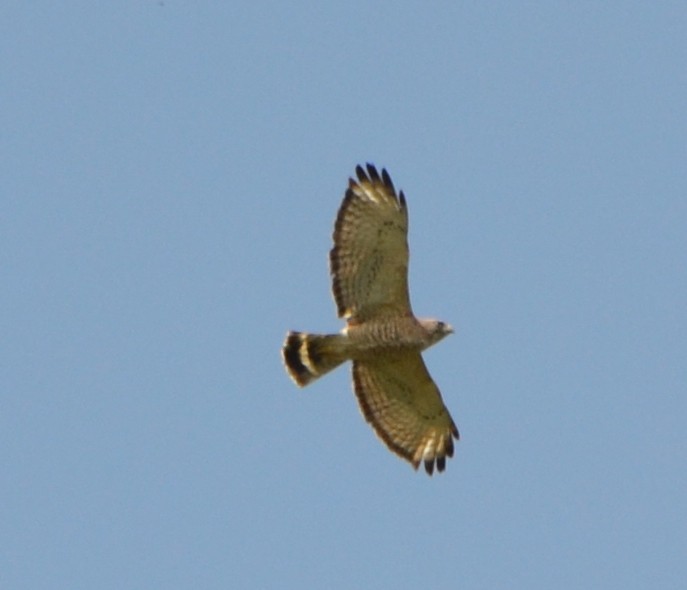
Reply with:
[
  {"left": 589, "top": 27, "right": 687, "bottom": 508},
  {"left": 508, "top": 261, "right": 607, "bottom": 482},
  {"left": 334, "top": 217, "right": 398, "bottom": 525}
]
[
  {"left": 330, "top": 164, "right": 411, "bottom": 321},
  {"left": 352, "top": 353, "right": 459, "bottom": 474}
]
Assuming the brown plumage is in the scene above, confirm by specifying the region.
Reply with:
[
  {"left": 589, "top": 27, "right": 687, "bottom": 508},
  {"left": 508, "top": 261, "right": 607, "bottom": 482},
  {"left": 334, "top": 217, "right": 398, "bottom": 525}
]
[{"left": 282, "top": 164, "right": 458, "bottom": 475}]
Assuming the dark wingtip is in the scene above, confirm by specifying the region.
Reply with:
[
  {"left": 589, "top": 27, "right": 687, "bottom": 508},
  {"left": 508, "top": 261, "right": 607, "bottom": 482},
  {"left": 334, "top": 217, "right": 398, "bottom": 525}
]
[
  {"left": 446, "top": 437, "right": 455, "bottom": 458},
  {"left": 424, "top": 459, "right": 435, "bottom": 476},
  {"left": 359, "top": 164, "right": 404, "bottom": 208},
  {"left": 381, "top": 168, "right": 395, "bottom": 192},
  {"left": 365, "top": 163, "right": 380, "bottom": 182}
]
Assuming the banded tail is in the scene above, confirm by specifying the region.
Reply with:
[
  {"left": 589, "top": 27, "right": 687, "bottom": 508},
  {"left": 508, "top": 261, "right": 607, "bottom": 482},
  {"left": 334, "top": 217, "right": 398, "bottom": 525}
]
[{"left": 282, "top": 332, "right": 349, "bottom": 386}]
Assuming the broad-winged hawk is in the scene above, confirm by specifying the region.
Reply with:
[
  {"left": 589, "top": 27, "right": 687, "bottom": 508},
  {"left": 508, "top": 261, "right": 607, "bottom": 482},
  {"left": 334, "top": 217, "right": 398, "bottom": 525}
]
[{"left": 282, "top": 164, "right": 458, "bottom": 475}]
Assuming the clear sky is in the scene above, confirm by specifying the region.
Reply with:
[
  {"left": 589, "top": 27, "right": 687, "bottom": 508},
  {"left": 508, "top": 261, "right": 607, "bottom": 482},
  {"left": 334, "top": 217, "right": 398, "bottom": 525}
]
[{"left": 2, "top": 2, "right": 686, "bottom": 588}]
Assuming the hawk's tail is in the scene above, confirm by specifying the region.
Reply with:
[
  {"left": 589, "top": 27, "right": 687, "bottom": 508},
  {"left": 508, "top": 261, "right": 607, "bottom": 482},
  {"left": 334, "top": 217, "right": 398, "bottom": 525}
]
[{"left": 282, "top": 331, "right": 349, "bottom": 386}]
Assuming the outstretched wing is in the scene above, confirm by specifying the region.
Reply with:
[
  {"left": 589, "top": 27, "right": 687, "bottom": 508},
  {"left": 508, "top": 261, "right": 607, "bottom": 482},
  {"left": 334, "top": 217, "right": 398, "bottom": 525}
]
[
  {"left": 352, "top": 352, "right": 459, "bottom": 475},
  {"left": 330, "top": 164, "right": 411, "bottom": 322}
]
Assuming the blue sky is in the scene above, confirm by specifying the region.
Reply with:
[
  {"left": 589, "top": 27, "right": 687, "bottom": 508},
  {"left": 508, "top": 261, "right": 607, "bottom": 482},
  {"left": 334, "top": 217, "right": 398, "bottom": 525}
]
[{"left": 2, "top": 2, "right": 686, "bottom": 588}]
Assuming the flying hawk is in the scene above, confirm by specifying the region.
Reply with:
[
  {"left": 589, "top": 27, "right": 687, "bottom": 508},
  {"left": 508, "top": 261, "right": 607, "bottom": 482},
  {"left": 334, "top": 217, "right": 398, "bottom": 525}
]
[{"left": 282, "top": 164, "right": 458, "bottom": 475}]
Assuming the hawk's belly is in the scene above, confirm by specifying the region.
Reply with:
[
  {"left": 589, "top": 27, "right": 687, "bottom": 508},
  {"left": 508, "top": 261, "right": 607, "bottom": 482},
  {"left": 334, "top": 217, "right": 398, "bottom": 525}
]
[{"left": 345, "top": 317, "right": 434, "bottom": 358}]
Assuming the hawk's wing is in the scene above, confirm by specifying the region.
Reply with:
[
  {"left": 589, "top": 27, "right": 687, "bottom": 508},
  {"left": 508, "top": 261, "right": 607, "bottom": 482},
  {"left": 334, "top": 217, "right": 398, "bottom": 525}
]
[
  {"left": 352, "top": 352, "right": 459, "bottom": 474},
  {"left": 330, "top": 164, "right": 411, "bottom": 321}
]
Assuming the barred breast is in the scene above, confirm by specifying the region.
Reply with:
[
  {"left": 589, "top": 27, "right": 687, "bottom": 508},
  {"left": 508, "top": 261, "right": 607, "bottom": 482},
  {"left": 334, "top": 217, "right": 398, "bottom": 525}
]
[{"left": 345, "top": 316, "right": 431, "bottom": 357}]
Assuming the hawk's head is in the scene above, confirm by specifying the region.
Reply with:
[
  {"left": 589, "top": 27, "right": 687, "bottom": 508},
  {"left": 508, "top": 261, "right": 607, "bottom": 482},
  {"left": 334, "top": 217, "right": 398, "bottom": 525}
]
[{"left": 418, "top": 319, "right": 454, "bottom": 347}]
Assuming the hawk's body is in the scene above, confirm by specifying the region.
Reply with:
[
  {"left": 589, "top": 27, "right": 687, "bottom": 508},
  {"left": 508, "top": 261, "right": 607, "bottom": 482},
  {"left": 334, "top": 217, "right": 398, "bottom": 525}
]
[{"left": 282, "top": 164, "right": 458, "bottom": 475}]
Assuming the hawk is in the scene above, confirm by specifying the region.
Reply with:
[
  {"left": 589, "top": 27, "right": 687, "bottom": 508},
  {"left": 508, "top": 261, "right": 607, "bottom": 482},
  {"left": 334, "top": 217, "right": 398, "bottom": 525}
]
[{"left": 282, "top": 164, "right": 458, "bottom": 475}]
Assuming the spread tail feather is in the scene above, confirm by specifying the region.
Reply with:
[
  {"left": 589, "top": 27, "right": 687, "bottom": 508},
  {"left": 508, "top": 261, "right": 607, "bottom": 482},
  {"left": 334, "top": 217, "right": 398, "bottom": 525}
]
[{"left": 282, "top": 331, "right": 349, "bottom": 386}]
